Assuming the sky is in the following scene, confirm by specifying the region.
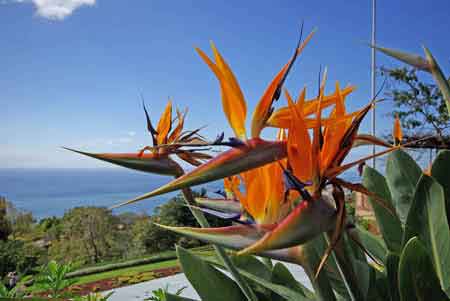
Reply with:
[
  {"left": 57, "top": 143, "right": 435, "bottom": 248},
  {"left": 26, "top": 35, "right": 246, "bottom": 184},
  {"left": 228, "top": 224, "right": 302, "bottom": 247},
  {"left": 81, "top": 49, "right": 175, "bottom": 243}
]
[{"left": 1, "top": 0, "right": 449, "bottom": 168}]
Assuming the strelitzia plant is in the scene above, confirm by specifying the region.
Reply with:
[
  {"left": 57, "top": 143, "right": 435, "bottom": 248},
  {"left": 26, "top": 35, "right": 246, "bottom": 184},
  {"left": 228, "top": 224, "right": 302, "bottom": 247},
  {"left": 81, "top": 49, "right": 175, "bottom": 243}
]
[
  {"left": 154, "top": 78, "right": 400, "bottom": 270},
  {"left": 68, "top": 26, "right": 450, "bottom": 300},
  {"left": 194, "top": 130, "right": 291, "bottom": 225},
  {"left": 192, "top": 176, "right": 243, "bottom": 220},
  {"left": 64, "top": 101, "right": 211, "bottom": 176},
  {"left": 65, "top": 100, "right": 259, "bottom": 301},
  {"left": 371, "top": 44, "right": 450, "bottom": 114},
  {"left": 164, "top": 130, "right": 319, "bottom": 265},
  {"left": 236, "top": 77, "right": 404, "bottom": 274},
  {"left": 111, "top": 31, "right": 406, "bottom": 287},
  {"left": 113, "top": 29, "right": 368, "bottom": 208}
]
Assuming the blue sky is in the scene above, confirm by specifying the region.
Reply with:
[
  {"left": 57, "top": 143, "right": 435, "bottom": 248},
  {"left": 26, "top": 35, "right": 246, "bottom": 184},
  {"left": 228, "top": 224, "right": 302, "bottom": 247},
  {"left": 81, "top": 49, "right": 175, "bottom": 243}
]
[{"left": 1, "top": 0, "right": 449, "bottom": 168}]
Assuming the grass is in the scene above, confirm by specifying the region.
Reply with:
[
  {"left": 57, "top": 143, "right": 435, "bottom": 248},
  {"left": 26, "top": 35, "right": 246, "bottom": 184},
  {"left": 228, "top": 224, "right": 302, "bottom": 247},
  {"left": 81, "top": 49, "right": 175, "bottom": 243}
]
[
  {"left": 75, "top": 249, "right": 178, "bottom": 270},
  {"left": 72, "top": 247, "right": 215, "bottom": 286},
  {"left": 72, "top": 245, "right": 213, "bottom": 273},
  {"left": 73, "top": 259, "right": 179, "bottom": 285}
]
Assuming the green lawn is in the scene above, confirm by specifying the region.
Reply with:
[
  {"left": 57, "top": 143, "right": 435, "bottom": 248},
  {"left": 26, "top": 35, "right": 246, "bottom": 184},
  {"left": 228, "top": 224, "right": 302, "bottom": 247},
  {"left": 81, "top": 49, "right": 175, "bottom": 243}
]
[
  {"left": 72, "top": 248, "right": 215, "bottom": 286},
  {"left": 73, "top": 259, "right": 179, "bottom": 285}
]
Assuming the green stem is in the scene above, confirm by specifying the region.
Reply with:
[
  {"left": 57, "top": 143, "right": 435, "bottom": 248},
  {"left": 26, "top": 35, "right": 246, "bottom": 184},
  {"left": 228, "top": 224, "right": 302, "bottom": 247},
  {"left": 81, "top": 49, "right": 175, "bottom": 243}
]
[
  {"left": 301, "top": 240, "right": 337, "bottom": 301},
  {"left": 178, "top": 183, "right": 258, "bottom": 301},
  {"left": 324, "top": 233, "right": 363, "bottom": 301}
]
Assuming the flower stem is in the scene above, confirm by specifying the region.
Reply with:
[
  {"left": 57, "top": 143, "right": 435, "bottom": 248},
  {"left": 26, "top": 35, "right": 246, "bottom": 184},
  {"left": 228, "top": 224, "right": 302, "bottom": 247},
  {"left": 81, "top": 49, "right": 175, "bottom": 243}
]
[
  {"left": 324, "top": 233, "right": 363, "bottom": 301},
  {"left": 178, "top": 183, "right": 258, "bottom": 301}
]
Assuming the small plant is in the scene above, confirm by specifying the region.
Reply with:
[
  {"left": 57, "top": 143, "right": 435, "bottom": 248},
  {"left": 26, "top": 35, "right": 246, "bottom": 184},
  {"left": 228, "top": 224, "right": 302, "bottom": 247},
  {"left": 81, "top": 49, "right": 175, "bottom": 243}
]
[
  {"left": 146, "top": 285, "right": 186, "bottom": 301},
  {"left": 33, "top": 260, "right": 76, "bottom": 298},
  {"left": 0, "top": 280, "right": 25, "bottom": 299},
  {"left": 73, "top": 291, "right": 114, "bottom": 301}
]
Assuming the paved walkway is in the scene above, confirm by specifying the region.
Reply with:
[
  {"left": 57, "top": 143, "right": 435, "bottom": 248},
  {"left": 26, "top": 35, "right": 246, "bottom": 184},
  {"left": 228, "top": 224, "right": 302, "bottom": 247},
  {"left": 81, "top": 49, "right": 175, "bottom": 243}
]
[{"left": 105, "top": 261, "right": 312, "bottom": 300}]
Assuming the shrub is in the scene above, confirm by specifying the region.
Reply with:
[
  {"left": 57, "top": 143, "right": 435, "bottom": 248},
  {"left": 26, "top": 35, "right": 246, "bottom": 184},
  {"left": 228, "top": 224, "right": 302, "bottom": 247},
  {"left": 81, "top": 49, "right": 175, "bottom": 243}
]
[{"left": 0, "top": 240, "right": 39, "bottom": 278}]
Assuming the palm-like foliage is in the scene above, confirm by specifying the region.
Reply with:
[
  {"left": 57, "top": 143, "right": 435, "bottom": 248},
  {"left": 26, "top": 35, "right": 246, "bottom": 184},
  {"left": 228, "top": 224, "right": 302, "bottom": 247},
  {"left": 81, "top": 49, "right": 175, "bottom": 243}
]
[{"left": 68, "top": 29, "right": 450, "bottom": 301}]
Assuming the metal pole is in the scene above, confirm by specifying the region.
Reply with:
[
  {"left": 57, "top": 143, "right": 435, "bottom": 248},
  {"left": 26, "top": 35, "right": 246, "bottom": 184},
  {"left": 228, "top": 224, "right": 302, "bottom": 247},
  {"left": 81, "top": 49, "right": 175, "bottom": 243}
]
[{"left": 371, "top": 0, "right": 377, "bottom": 168}]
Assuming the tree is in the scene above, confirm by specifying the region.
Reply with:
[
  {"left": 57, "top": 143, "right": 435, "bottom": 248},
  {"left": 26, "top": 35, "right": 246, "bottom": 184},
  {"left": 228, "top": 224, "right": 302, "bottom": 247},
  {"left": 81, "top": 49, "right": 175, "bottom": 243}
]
[
  {"left": 49, "top": 207, "right": 118, "bottom": 264},
  {"left": 1, "top": 198, "right": 37, "bottom": 240},
  {"left": 0, "top": 240, "right": 38, "bottom": 278},
  {"left": 0, "top": 197, "right": 12, "bottom": 241},
  {"left": 11, "top": 212, "right": 35, "bottom": 240},
  {"left": 140, "top": 191, "right": 231, "bottom": 253},
  {"left": 383, "top": 67, "right": 450, "bottom": 141}
]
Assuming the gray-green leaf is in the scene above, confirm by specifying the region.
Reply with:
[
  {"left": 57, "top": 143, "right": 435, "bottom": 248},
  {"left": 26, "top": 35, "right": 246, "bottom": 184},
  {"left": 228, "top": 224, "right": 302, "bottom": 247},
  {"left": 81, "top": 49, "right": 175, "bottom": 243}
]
[
  {"left": 385, "top": 149, "right": 422, "bottom": 223},
  {"left": 176, "top": 246, "right": 245, "bottom": 301},
  {"left": 362, "top": 166, "right": 403, "bottom": 252},
  {"left": 398, "top": 237, "right": 448, "bottom": 301},
  {"left": 403, "top": 174, "right": 450, "bottom": 297}
]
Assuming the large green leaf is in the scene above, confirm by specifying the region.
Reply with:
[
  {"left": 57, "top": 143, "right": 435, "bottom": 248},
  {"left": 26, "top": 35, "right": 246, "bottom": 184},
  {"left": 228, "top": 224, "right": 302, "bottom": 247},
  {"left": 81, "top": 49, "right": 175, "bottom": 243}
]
[
  {"left": 352, "top": 259, "right": 372, "bottom": 299},
  {"left": 230, "top": 255, "right": 273, "bottom": 299},
  {"left": 371, "top": 44, "right": 430, "bottom": 71},
  {"left": 302, "top": 235, "right": 338, "bottom": 300},
  {"left": 271, "top": 262, "right": 315, "bottom": 300},
  {"left": 176, "top": 246, "right": 245, "bottom": 301},
  {"left": 232, "top": 255, "right": 272, "bottom": 282},
  {"left": 385, "top": 149, "right": 422, "bottom": 223},
  {"left": 342, "top": 229, "right": 366, "bottom": 263},
  {"left": 423, "top": 47, "right": 450, "bottom": 114},
  {"left": 372, "top": 44, "right": 450, "bottom": 117},
  {"left": 385, "top": 252, "right": 400, "bottom": 301},
  {"left": 398, "top": 237, "right": 448, "bottom": 301},
  {"left": 352, "top": 226, "right": 387, "bottom": 264},
  {"left": 431, "top": 150, "right": 450, "bottom": 227},
  {"left": 204, "top": 257, "right": 313, "bottom": 301},
  {"left": 366, "top": 269, "right": 390, "bottom": 301},
  {"left": 362, "top": 166, "right": 403, "bottom": 252},
  {"left": 330, "top": 235, "right": 366, "bottom": 301},
  {"left": 403, "top": 174, "right": 450, "bottom": 296}
]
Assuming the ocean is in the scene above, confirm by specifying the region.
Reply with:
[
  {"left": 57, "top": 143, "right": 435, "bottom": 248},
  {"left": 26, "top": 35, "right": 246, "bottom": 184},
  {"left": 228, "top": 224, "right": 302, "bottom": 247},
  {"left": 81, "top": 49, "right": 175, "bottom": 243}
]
[
  {"left": 0, "top": 168, "right": 222, "bottom": 219},
  {"left": 0, "top": 167, "right": 361, "bottom": 220}
]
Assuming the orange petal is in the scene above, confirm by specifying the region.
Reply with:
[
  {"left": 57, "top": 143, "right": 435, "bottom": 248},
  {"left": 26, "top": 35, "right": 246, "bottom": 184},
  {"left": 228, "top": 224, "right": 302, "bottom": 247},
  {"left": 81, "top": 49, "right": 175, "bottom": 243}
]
[
  {"left": 196, "top": 46, "right": 247, "bottom": 139},
  {"left": 156, "top": 101, "right": 173, "bottom": 145},
  {"left": 331, "top": 102, "right": 374, "bottom": 168},
  {"left": 393, "top": 114, "right": 403, "bottom": 145},
  {"left": 303, "top": 85, "right": 355, "bottom": 116},
  {"left": 168, "top": 108, "right": 185, "bottom": 143},
  {"left": 320, "top": 82, "right": 353, "bottom": 172},
  {"left": 267, "top": 85, "right": 356, "bottom": 128},
  {"left": 296, "top": 86, "right": 306, "bottom": 108},
  {"left": 224, "top": 175, "right": 240, "bottom": 193},
  {"left": 250, "top": 31, "right": 316, "bottom": 138},
  {"left": 286, "top": 92, "right": 312, "bottom": 182},
  {"left": 262, "top": 163, "right": 285, "bottom": 224},
  {"left": 311, "top": 69, "right": 327, "bottom": 189}
]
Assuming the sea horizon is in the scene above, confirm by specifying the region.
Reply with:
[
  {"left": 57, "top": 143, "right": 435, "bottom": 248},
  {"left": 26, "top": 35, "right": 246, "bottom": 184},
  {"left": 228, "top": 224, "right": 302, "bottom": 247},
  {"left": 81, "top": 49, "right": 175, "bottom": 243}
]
[
  {"left": 0, "top": 167, "right": 362, "bottom": 220},
  {"left": 0, "top": 167, "right": 222, "bottom": 219}
]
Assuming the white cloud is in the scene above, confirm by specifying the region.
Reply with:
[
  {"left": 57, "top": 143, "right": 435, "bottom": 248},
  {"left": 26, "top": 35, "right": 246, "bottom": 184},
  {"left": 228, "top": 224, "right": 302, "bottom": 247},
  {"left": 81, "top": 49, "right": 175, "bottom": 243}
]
[
  {"left": 13, "top": 0, "right": 96, "bottom": 20},
  {"left": 127, "top": 131, "right": 136, "bottom": 137}
]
